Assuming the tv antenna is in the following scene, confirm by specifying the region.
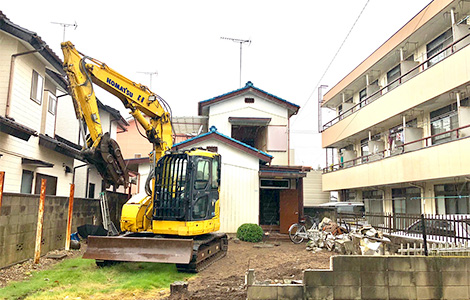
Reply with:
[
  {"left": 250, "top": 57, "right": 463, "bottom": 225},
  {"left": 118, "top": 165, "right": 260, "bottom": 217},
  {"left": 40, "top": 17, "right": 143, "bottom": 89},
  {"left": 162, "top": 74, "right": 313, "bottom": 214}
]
[
  {"left": 220, "top": 37, "right": 251, "bottom": 87},
  {"left": 138, "top": 71, "right": 158, "bottom": 90},
  {"left": 51, "top": 21, "right": 78, "bottom": 42}
]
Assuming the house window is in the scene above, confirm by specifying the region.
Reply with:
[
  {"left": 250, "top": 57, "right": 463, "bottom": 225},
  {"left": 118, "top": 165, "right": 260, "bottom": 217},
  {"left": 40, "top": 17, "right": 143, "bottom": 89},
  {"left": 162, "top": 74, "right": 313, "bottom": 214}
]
[
  {"left": 427, "top": 28, "right": 453, "bottom": 67},
  {"left": 359, "top": 89, "right": 367, "bottom": 107},
  {"left": 260, "top": 179, "right": 290, "bottom": 189},
  {"left": 48, "top": 94, "right": 57, "bottom": 115},
  {"left": 34, "top": 173, "right": 57, "bottom": 195},
  {"left": 430, "top": 103, "right": 458, "bottom": 145},
  {"left": 20, "top": 170, "right": 34, "bottom": 194},
  {"left": 88, "top": 183, "right": 96, "bottom": 199},
  {"left": 387, "top": 65, "right": 401, "bottom": 91},
  {"left": 435, "top": 183, "right": 470, "bottom": 214},
  {"left": 245, "top": 97, "right": 255, "bottom": 103},
  {"left": 31, "top": 70, "right": 44, "bottom": 104}
]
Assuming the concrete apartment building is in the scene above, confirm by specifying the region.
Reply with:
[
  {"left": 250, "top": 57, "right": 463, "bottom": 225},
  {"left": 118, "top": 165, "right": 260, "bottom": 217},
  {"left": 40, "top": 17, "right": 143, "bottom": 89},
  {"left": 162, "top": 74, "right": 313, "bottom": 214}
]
[{"left": 321, "top": 0, "right": 470, "bottom": 215}]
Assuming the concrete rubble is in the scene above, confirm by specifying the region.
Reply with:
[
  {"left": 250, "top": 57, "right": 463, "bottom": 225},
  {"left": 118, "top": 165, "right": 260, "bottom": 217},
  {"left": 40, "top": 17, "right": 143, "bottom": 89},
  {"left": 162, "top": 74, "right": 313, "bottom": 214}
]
[{"left": 306, "top": 217, "right": 391, "bottom": 255}]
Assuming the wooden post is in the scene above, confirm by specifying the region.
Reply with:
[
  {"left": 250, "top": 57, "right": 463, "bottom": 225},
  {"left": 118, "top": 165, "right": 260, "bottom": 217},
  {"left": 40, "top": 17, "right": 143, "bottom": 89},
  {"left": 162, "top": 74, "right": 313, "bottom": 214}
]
[
  {"left": 34, "top": 179, "right": 47, "bottom": 264},
  {"left": 0, "top": 171, "right": 4, "bottom": 214},
  {"left": 65, "top": 184, "right": 75, "bottom": 250}
]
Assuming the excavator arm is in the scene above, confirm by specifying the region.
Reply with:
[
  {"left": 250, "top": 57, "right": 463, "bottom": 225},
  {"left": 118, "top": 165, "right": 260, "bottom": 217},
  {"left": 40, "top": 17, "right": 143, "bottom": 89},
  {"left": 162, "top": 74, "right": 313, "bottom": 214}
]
[{"left": 61, "top": 41, "right": 173, "bottom": 188}]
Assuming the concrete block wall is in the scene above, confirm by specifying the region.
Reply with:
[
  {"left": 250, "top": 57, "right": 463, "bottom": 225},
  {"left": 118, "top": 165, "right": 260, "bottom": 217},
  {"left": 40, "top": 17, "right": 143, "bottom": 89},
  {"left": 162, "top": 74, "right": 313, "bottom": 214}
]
[
  {"left": 247, "top": 256, "right": 470, "bottom": 300},
  {"left": 0, "top": 193, "right": 101, "bottom": 268}
]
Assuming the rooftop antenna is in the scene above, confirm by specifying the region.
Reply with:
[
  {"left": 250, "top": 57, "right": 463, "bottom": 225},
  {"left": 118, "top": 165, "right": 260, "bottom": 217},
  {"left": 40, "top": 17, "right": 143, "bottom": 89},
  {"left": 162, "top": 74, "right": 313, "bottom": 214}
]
[
  {"left": 220, "top": 37, "right": 251, "bottom": 87},
  {"left": 138, "top": 71, "right": 158, "bottom": 90},
  {"left": 51, "top": 21, "right": 78, "bottom": 42}
]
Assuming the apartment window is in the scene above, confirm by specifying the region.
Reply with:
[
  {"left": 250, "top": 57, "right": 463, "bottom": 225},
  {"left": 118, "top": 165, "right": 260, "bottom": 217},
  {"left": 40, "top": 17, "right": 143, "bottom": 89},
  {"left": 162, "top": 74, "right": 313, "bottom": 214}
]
[
  {"left": 435, "top": 183, "right": 470, "bottom": 214},
  {"left": 360, "top": 138, "right": 369, "bottom": 163},
  {"left": 427, "top": 28, "right": 453, "bottom": 67},
  {"left": 430, "top": 103, "right": 458, "bottom": 145},
  {"left": 392, "top": 187, "right": 421, "bottom": 214},
  {"left": 48, "top": 94, "right": 57, "bottom": 115},
  {"left": 30, "top": 70, "right": 44, "bottom": 104},
  {"left": 20, "top": 170, "right": 34, "bottom": 194},
  {"left": 340, "top": 189, "right": 356, "bottom": 202},
  {"left": 359, "top": 89, "right": 367, "bottom": 107},
  {"left": 388, "top": 119, "right": 417, "bottom": 151},
  {"left": 363, "top": 190, "right": 384, "bottom": 214},
  {"left": 387, "top": 65, "right": 401, "bottom": 91}
]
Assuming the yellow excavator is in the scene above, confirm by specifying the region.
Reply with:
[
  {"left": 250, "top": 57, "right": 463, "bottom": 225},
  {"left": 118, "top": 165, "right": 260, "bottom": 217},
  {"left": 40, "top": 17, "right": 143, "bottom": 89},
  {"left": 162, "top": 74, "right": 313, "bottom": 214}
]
[{"left": 61, "top": 41, "right": 227, "bottom": 272}]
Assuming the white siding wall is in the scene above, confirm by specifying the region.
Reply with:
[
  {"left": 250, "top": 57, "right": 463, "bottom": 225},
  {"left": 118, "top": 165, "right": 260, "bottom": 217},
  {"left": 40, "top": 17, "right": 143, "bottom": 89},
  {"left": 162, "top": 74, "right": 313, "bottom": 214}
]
[
  {"left": 0, "top": 33, "right": 18, "bottom": 116},
  {"left": 9, "top": 45, "right": 44, "bottom": 131},
  {"left": 44, "top": 91, "right": 56, "bottom": 136},
  {"left": 206, "top": 92, "right": 290, "bottom": 165},
  {"left": 178, "top": 139, "right": 260, "bottom": 233},
  {"left": 56, "top": 95, "right": 80, "bottom": 144},
  {"left": 303, "top": 170, "right": 330, "bottom": 207}
]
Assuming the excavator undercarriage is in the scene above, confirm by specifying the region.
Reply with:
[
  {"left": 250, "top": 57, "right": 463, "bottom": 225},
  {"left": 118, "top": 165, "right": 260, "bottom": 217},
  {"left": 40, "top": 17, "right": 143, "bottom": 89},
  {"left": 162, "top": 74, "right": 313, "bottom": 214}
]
[{"left": 83, "top": 233, "right": 227, "bottom": 272}]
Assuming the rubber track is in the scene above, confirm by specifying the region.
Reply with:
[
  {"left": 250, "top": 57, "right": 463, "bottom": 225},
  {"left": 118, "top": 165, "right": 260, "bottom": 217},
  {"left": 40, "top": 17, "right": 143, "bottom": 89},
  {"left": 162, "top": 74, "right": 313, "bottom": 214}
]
[{"left": 176, "top": 233, "right": 228, "bottom": 273}]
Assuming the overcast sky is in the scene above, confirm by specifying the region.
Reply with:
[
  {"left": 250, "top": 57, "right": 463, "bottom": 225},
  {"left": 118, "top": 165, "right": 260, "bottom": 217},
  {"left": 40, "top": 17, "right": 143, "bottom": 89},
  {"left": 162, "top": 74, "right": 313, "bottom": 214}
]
[{"left": 2, "top": 0, "right": 432, "bottom": 167}]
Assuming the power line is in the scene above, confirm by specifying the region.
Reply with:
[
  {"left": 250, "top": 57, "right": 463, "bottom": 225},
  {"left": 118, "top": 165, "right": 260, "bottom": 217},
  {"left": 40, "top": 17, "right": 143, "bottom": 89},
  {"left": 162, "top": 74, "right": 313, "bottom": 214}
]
[{"left": 292, "top": 0, "right": 370, "bottom": 127}]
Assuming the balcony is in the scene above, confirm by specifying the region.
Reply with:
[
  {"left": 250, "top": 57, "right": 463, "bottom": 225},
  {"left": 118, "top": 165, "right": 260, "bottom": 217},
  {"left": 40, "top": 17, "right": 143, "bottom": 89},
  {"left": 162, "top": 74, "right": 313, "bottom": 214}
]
[
  {"left": 322, "top": 32, "right": 470, "bottom": 148},
  {"left": 322, "top": 125, "right": 470, "bottom": 191}
]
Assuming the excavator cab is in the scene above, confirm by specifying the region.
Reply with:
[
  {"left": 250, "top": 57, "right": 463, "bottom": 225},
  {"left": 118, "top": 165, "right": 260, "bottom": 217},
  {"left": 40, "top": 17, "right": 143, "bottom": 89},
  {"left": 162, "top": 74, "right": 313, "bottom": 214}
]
[
  {"left": 151, "top": 150, "right": 221, "bottom": 236},
  {"left": 153, "top": 151, "right": 220, "bottom": 223}
]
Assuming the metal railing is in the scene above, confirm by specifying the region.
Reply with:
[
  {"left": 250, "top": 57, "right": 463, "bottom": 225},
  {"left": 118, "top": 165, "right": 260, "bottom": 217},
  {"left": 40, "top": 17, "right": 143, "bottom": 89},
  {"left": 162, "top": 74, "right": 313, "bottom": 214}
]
[
  {"left": 338, "top": 212, "right": 470, "bottom": 247},
  {"left": 322, "top": 31, "right": 470, "bottom": 131},
  {"left": 323, "top": 124, "right": 470, "bottom": 173}
]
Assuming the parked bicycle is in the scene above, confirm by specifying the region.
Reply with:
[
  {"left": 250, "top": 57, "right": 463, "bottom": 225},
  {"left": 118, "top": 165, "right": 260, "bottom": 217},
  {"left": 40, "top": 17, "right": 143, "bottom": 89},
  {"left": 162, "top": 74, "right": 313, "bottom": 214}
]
[{"left": 288, "top": 215, "right": 318, "bottom": 244}]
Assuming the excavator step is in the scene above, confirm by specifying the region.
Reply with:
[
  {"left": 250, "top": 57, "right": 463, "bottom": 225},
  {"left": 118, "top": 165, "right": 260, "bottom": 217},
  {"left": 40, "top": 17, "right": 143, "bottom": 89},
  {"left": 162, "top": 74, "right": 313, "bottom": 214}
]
[{"left": 83, "top": 235, "right": 193, "bottom": 264}]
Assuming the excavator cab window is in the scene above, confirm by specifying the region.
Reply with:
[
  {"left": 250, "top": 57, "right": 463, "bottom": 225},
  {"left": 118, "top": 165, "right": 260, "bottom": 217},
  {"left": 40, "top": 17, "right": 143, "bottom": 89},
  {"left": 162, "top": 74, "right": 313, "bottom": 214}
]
[{"left": 194, "top": 160, "right": 210, "bottom": 190}]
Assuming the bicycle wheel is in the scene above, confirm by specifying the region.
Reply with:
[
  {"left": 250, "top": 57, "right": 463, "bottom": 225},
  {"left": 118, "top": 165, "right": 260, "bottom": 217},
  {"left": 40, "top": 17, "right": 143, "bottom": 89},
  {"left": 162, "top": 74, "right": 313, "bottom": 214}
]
[{"left": 288, "top": 223, "right": 306, "bottom": 244}]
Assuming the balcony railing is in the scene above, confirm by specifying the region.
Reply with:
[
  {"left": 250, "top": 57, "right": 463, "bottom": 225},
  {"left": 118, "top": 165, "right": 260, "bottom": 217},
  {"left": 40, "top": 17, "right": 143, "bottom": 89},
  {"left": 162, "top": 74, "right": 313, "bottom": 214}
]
[
  {"left": 338, "top": 212, "right": 470, "bottom": 245},
  {"left": 322, "top": 31, "right": 470, "bottom": 132},
  {"left": 323, "top": 124, "right": 470, "bottom": 174}
]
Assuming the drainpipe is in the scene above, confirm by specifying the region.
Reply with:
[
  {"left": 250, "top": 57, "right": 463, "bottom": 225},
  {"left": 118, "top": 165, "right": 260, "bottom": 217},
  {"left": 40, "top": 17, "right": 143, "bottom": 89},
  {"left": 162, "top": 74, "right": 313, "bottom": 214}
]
[{"left": 6, "top": 47, "right": 44, "bottom": 118}]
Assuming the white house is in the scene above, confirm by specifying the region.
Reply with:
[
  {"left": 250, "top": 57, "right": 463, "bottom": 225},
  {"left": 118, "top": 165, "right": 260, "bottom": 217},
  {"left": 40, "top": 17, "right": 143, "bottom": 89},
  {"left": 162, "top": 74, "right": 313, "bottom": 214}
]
[
  {"left": 173, "top": 126, "right": 273, "bottom": 233},
  {"left": 179, "top": 82, "right": 310, "bottom": 234},
  {"left": 0, "top": 11, "right": 82, "bottom": 196}
]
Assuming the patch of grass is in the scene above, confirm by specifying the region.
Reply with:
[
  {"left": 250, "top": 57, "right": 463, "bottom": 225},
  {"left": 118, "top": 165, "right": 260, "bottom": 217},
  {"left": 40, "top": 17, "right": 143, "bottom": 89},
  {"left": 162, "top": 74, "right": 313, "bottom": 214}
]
[{"left": 0, "top": 258, "right": 193, "bottom": 300}]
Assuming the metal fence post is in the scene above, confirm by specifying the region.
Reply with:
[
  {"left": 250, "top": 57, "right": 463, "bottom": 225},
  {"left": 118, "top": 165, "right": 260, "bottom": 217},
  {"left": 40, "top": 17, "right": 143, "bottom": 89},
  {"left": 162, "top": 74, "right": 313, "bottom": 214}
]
[
  {"left": 34, "top": 179, "right": 47, "bottom": 264},
  {"left": 421, "top": 214, "right": 428, "bottom": 256},
  {"left": 65, "top": 184, "right": 75, "bottom": 250}
]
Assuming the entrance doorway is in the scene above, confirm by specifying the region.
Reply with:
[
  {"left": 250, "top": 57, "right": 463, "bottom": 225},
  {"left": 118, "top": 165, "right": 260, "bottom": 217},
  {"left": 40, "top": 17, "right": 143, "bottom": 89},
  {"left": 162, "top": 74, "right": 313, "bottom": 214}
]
[{"left": 259, "top": 189, "right": 280, "bottom": 227}]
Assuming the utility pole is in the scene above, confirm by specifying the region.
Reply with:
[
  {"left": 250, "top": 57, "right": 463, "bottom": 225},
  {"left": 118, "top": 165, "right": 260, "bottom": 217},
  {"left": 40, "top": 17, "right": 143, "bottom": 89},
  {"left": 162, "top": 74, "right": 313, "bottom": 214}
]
[
  {"left": 221, "top": 37, "right": 251, "bottom": 87},
  {"left": 138, "top": 71, "right": 158, "bottom": 90},
  {"left": 51, "top": 21, "right": 78, "bottom": 42}
]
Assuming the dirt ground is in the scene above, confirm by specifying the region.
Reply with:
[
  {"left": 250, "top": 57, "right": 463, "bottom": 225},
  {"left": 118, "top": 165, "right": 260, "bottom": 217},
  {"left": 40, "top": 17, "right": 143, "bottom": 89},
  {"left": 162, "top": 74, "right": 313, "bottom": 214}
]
[
  {"left": 0, "top": 236, "right": 333, "bottom": 299},
  {"left": 180, "top": 237, "right": 333, "bottom": 300}
]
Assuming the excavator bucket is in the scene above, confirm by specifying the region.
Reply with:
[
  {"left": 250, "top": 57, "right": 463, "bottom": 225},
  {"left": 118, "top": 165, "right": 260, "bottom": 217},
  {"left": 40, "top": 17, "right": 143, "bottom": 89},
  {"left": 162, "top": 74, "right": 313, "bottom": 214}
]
[{"left": 83, "top": 236, "right": 194, "bottom": 264}]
